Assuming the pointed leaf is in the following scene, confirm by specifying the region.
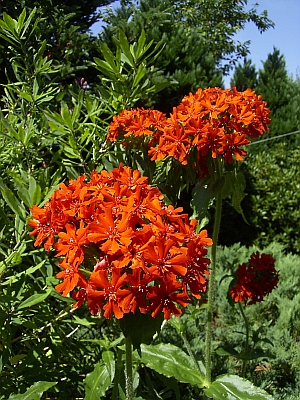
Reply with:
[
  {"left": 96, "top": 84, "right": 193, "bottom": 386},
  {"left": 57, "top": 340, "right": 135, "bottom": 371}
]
[
  {"left": 16, "top": 8, "right": 27, "bottom": 34},
  {"left": 19, "top": 92, "right": 33, "bottom": 102},
  {"left": 3, "top": 260, "right": 46, "bottom": 285},
  {"left": 28, "top": 176, "right": 42, "bottom": 206},
  {"left": 204, "top": 374, "right": 273, "bottom": 399},
  {"left": 132, "top": 63, "right": 146, "bottom": 88},
  {"left": 100, "top": 42, "right": 118, "bottom": 73},
  {"left": 120, "top": 311, "right": 163, "bottom": 350},
  {"left": 20, "top": 7, "right": 37, "bottom": 40},
  {"left": 140, "top": 343, "right": 205, "bottom": 388},
  {"left": 0, "top": 178, "right": 26, "bottom": 220},
  {"left": 3, "top": 13, "right": 17, "bottom": 34},
  {"left": 231, "top": 172, "right": 247, "bottom": 220},
  {"left": 93, "top": 58, "right": 117, "bottom": 80},
  {"left": 60, "top": 102, "right": 73, "bottom": 130},
  {"left": 102, "top": 350, "right": 115, "bottom": 383},
  {"left": 135, "top": 30, "right": 147, "bottom": 59},
  {"left": 8, "top": 381, "right": 56, "bottom": 400},
  {"left": 84, "top": 356, "right": 114, "bottom": 400},
  {"left": 116, "top": 30, "right": 134, "bottom": 66},
  {"left": 17, "top": 289, "right": 52, "bottom": 310}
]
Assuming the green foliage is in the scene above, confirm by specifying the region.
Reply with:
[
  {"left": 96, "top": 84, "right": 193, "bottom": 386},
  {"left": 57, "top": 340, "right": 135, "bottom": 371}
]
[
  {"left": 230, "top": 58, "right": 258, "bottom": 91},
  {"left": 171, "top": 0, "right": 274, "bottom": 73},
  {"left": 0, "top": 5, "right": 298, "bottom": 400},
  {"left": 203, "top": 374, "right": 273, "bottom": 399},
  {"left": 7, "top": 381, "right": 57, "bottom": 399},
  {"left": 106, "top": 0, "right": 274, "bottom": 74},
  {"left": 101, "top": 0, "right": 223, "bottom": 111},
  {"left": 256, "top": 48, "right": 300, "bottom": 137},
  {"left": 140, "top": 343, "right": 205, "bottom": 387},
  {"left": 84, "top": 351, "right": 115, "bottom": 400},
  {"left": 242, "top": 142, "right": 300, "bottom": 254},
  {"left": 0, "top": 8, "right": 166, "bottom": 399},
  {"left": 157, "top": 242, "right": 300, "bottom": 399},
  {"left": 94, "top": 29, "right": 167, "bottom": 112},
  {"left": 0, "top": 0, "right": 115, "bottom": 92}
]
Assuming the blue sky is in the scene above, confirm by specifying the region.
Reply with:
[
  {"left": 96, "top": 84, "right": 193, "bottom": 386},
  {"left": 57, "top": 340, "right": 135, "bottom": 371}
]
[
  {"left": 92, "top": 1, "right": 300, "bottom": 87},
  {"left": 224, "top": 0, "right": 300, "bottom": 87}
]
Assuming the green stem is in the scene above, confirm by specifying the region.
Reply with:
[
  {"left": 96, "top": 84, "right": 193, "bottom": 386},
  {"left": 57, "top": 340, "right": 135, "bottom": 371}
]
[
  {"left": 112, "top": 347, "right": 123, "bottom": 400},
  {"left": 125, "top": 336, "right": 134, "bottom": 400},
  {"left": 204, "top": 191, "right": 222, "bottom": 387},
  {"left": 181, "top": 331, "right": 203, "bottom": 377},
  {"left": 238, "top": 302, "right": 250, "bottom": 378}
]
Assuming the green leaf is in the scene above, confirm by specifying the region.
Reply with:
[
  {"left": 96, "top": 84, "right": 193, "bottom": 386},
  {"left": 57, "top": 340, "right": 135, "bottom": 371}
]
[
  {"left": 135, "top": 30, "right": 147, "bottom": 60},
  {"left": 204, "top": 374, "right": 274, "bottom": 399},
  {"left": 140, "top": 343, "right": 205, "bottom": 388},
  {"left": 72, "top": 315, "right": 95, "bottom": 327},
  {"left": 102, "top": 350, "right": 115, "bottom": 382},
  {"left": 132, "top": 63, "right": 146, "bottom": 88},
  {"left": 19, "top": 91, "right": 33, "bottom": 102},
  {"left": 60, "top": 101, "right": 73, "bottom": 130},
  {"left": 14, "top": 213, "right": 25, "bottom": 243},
  {"left": 116, "top": 30, "right": 134, "bottom": 67},
  {"left": 93, "top": 58, "right": 117, "bottom": 80},
  {"left": 17, "top": 289, "right": 52, "bottom": 310},
  {"left": 84, "top": 352, "right": 115, "bottom": 400},
  {"left": 119, "top": 311, "right": 164, "bottom": 351},
  {"left": 8, "top": 381, "right": 57, "bottom": 400},
  {"left": 20, "top": 7, "right": 37, "bottom": 40},
  {"left": 3, "top": 13, "right": 17, "bottom": 34},
  {"left": 3, "top": 260, "right": 46, "bottom": 285},
  {"left": 0, "top": 178, "right": 26, "bottom": 220},
  {"left": 9, "top": 354, "right": 27, "bottom": 365},
  {"left": 0, "top": 244, "right": 27, "bottom": 276},
  {"left": 191, "top": 179, "right": 217, "bottom": 229},
  {"left": 100, "top": 42, "right": 118, "bottom": 73},
  {"left": 28, "top": 175, "right": 42, "bottom": 206},
  {"left": 231, "top": 172, "right": 247, "bottom": 220},
  {"left": 16, "top": 8, "right": 27, "bottom": 34}
]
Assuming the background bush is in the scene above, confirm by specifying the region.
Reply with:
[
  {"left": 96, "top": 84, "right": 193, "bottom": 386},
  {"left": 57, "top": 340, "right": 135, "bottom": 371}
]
[{"left": 159, "top": 242, "right": 300, "bottom": 399}]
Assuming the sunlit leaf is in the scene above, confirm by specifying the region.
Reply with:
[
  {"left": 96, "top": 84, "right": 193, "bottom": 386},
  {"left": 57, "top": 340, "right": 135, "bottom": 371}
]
[
  {"left": 17, "top": 289, "right": 52, "bottom": 309},
  {"left": 204, "top": 374, "right": 274, "bottom": 399},
  {"left": 8, "top": 381, "right": 56, "bottom": 399},
  {"left": 84, "top": 351, "right": 115, "bottom": 400},
  {"left": 140, "top": 343, "right": 205, "bottom": 388}
]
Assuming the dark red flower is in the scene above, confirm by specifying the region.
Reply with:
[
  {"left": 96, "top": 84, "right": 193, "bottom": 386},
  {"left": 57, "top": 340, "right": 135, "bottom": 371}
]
[{"left": 230, "top": 252, "right": 279, "bottom": 305}]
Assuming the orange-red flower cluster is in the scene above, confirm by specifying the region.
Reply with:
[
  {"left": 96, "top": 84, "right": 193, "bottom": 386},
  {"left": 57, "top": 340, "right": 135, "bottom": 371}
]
[
  {"left": 107, "top": 87, "right": 270, "bottom": 176},
  {"left": 29, "top": 165, "right": 212, "bottom": 320},
  {"left": 230, "top": 252, "right": 278, "bottom": 305}
]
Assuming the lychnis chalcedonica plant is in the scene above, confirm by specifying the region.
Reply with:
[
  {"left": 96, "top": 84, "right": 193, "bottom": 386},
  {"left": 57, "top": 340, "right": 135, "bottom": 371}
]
[{"left": 29, "top": 86, "right": 278, "bottom": 399}]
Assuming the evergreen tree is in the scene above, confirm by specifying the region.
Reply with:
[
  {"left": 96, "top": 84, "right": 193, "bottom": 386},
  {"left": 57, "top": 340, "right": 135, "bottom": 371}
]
[
  {"left": 256, "top": 47, "right": 299, "bottom": 136},
  {"left": 230, "top": 58, "right": 258, "bottom": 91}
]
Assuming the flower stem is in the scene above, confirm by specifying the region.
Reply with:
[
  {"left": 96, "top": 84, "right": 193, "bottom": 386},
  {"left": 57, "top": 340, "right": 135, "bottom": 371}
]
[
  {"left": 204, "top": 191, "right": 222, "bottom": 387},
  {"left": 125, "top": 336, "right": 134, "bottom": 400},
  {"left": 238, "top": 302, "right": 250, "bottom": 377},
  {"left": 181, "top": 331, "right": 204, "bottom": 377},
  {"left": 112, "top": 347, "right": 123, "bottom": 400}
]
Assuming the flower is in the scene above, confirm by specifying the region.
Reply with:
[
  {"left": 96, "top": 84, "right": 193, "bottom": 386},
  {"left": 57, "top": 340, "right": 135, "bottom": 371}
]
[
  {"left": 107, "top": 87, "right": 270, "bottom": 178},
  {"left": 230, "top": 252, "right": 279, "bottom": 305},
  {"left": 29, "top": 164, "right": 212, "bottom": 320}
]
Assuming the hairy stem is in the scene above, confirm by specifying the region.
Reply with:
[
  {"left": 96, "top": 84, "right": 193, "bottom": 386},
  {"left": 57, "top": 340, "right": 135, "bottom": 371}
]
[
  {"left": 181, "top": 331, "right": 204, "bottom": 377},
  {"left": 238, "top": 302, "right": 250, "bottom": 377},
  {"left": 204, "top": 191, "right": 222, "bottom": 386},
  {"left": 112, "top": 347, "right": 123, "bottom": 400},
  {"left": 125, "top": 336, "right": 134, "bottom": 400}
]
